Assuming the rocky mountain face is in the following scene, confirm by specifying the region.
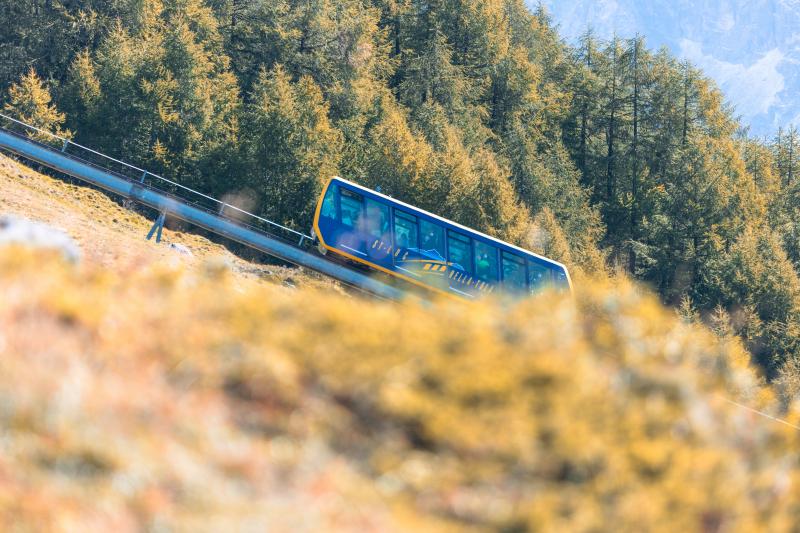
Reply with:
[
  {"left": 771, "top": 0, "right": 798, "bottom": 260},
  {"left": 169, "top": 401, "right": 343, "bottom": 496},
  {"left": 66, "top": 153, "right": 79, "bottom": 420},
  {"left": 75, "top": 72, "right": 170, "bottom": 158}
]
[{"left": 537, "top": 0, "right": 800, "bottom": 137}]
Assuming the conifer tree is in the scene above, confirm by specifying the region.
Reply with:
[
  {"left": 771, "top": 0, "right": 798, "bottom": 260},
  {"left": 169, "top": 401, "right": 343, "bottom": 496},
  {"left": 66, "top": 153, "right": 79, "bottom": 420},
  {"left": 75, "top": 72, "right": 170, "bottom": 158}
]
[
  {"left": 3, "top": 68, "right": 71, "bottom": 143},
  {"left": 226, "top": 0, "right": 389, "bottom": 119},
  {"left": 530, "top": 207, "right": 573, "bottom": 265},
  {"left": 627, "top": 36, "right": 643, "bottom": 273},
  {"left": 10, "top": 0, "right": 800, "bottom": 380},
  {"left": 642, "top": 135, "right": 730, "bottom": 302},
  {"left": 566, "top": 29, "right": 602, "bottom": 183},
  {"left": 0, "top": 0, "right": 137, "bottom": 93},
  {"left": 241, "top": 66, "right": 342, "bottom": 227},
  {"left": 705, "top": 224, "right": 800, "bottom": 376},
  {"left": 773, "top": 126, "right": 800, "bottom": 187},
  {"left": 449, "top": 147, "right": 530, "bottom": 243},
  {"left": 63, "top": 0, "right": 240, "bottom": 191},
  {"left": 398, "top": 29, "right": 488, "bottom": 148},
  {"left": 60, "top": 51, "right": 102, "bottom": 142},
  {"left": 363, "top": 98, "right": 437, "bottom": 208},
  {"left": 504, "top": 115, "right": 604, "bottom": 271}
]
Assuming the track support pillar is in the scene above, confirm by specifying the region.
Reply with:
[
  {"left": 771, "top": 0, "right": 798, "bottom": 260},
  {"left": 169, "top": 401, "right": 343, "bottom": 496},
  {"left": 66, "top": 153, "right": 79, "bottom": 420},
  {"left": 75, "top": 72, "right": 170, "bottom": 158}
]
[{"left": 146, "top": 212, "right": 166, "bottom": 243}]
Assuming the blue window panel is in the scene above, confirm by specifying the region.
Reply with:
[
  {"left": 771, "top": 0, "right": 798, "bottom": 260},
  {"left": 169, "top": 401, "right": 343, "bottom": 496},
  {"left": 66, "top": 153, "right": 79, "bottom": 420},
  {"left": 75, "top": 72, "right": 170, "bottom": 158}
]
[
  {"left": 320, "top": 183, "right": 337, "bottom": 220},
  {"left": 447, "top": 231, "right": 472, "bottom": 274},
  {"left": 340, "top": 188, "right": 363, "bottom": 228},
  {"left": 420, "top": 219, "right": 445, "bottom": 261},
  {"left": 336, "top": 187, "right": 367, "bottom": 255},
  {"left": 475, "top": 241, "right": 498, "bottom": 282},
  {"left": 553, "top": 267, "right": 570, "bottom": 290},
  {"left": 502, "top": 251, "right": 526, "bottom": 291},
  {"left": 528, "top": 261, "right": 551, "bottom": 293},
  {"left": 394, "top": 210, "right": 418, "bottom": 249},
  {"left": 365, "top": 199, "right": 393, "bottom": 265},
  {"left": 366, "top": 199, "right": 390, "bottom": 238}
]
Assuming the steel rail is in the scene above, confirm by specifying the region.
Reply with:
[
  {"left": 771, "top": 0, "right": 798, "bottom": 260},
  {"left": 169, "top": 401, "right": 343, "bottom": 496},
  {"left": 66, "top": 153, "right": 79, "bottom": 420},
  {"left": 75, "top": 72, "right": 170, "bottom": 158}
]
[
  {"left": 0, "top": 113, "right": 312, "bottom": 242},
  {"left": 0, "top": 123, "right": 405, "bottom": 301}
]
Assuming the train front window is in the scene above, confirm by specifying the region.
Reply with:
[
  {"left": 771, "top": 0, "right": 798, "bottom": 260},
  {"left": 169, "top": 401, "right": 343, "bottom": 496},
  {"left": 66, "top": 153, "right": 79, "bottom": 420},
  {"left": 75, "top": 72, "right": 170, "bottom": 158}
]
[
  {"left": 528, "top": 261, "right": 551, "bottom": 293},
  {"left": 340, "top": 188, "right": 363, "bottom": 228},
  {"left": 366, "top": 199, "right": 390, "bottom": 238},
  {"left": 320, "top": 183, "right": 337, "bottom": 219},
  {"left": 394, "top": 210, "right": 418, "bottom": 249},
  {"left": 553, "top": 267, "right": 569, "bottom": 290},
  {"left": 474, "top": 241, "right": 498, "bottom": 282},
  {"left": 447, "top": 231, "right": 472, "bottom": 273},
  {"left": 502, "top": 252, "right": 526, "bottom": 291},
  {"left": 420, "top": 219, "right": 445, "bottom": 259}
]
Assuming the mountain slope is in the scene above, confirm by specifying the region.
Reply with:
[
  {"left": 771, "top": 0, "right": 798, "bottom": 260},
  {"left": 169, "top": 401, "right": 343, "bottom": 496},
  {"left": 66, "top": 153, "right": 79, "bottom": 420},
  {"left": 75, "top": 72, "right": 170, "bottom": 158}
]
[
  {"left": 1, "top": 157, "right": 800, "bottom": 531},
  {"left": 0, "top": 153, "right": 334, "bottom": 290}
]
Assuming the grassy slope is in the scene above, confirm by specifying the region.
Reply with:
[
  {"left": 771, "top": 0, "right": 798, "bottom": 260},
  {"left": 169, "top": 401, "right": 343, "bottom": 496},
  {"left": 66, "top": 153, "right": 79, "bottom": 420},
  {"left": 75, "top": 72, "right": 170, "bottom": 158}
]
[
  {"left": 1, "top": 155, "right": 800, "bottom": 531},
  {"left": 0, "top": 153, "right": 336, "bottom": 291}
]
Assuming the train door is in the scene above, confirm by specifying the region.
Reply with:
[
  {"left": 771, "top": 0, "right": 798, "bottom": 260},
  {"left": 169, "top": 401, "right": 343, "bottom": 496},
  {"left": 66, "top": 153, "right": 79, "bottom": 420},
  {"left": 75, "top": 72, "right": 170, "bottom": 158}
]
[
  {"left": 365, "top": 198, "right": 393, "bottom": 267},
  {"left": 338, "top": 187, "right": 367, "bottom": 258},
  {"left": 393, "top": 210, "right": 420, "bottom": 277},
  {"left": 447, "top": 231, "right": 474, "bottom": 296}
]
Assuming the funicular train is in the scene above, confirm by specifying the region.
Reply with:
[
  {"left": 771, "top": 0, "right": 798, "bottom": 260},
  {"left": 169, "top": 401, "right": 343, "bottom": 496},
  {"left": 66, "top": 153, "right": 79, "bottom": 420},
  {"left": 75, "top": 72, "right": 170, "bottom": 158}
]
[{"left": 312, "top": 177, "right": 572, "bottom": 299}]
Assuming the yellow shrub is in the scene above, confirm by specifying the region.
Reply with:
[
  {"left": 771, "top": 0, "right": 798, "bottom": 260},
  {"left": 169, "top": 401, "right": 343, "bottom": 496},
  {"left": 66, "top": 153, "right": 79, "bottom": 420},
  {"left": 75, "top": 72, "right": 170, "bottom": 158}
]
[{"left": 0, "top": 249, "right": 798, "bottom": 531}]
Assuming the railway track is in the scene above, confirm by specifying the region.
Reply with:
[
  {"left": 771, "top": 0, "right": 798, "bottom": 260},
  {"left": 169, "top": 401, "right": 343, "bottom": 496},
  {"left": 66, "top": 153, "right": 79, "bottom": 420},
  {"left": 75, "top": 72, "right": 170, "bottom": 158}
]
[{"left": 0, "top": 114, "right": 405, "bottom": 301}]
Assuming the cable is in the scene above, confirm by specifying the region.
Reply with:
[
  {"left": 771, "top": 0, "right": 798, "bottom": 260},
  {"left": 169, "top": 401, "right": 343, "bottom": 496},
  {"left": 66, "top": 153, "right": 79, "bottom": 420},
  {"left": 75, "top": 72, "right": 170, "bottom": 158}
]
[{"left": 719, "top": 395, "right": 800, "bottom": 431}]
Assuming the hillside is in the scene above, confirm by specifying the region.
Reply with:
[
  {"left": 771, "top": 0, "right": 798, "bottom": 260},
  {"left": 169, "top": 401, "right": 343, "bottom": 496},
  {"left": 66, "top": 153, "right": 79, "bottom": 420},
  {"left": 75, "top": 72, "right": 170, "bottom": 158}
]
[
  {"left": 10, "top": 0, "right": 800, "bottom": 387},
  {"left": 5, "top": 0, "right": 800, "bottom": 529},
  {"left": 0, "top": 153, "right": 335, "bottom": 292},
  {"left": 2, "top": 158, "right": 800, "bottom": 531}
]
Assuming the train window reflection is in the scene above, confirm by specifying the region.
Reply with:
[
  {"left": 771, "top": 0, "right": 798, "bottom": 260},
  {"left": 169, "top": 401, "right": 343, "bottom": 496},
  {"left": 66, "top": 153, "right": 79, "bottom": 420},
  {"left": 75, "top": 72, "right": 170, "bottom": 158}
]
[
  {"left": 553, "top": 268, "right": 569, "bottom": 290},
  {"left": 475, "top": 241, "right": 498, "bottom": 282},
  {"left": 366, "top": 199, "right": 390, "bottom": 238},
  {"left": 448, "top": 231, "right": 472, "bottom": 273},
  {"left": 528, "top": 261, "right": 552, "bottom": 293},
  {"left": 394, "top": 210, "right": 418, "bottom": 249},
  {"left": 420, "top": 219, "right": 445, "bottom": 260},
  {"left": 321, "top": 184, "right": 337, "bottom": 219},
  {"left": 340, "top": 188, "right": 363, "bottom": 228},
  {"left": 502, "top": 252, "right": 526, "bottom": 290}
]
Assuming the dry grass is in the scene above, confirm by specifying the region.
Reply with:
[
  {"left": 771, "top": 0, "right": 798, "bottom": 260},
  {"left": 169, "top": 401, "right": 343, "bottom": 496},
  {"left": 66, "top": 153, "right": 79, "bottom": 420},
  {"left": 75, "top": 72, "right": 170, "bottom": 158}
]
[
  {"left": 1, "top": 245, "right": 799, "bottom": 531},
  {"left": 2, "top": 155, "right": 800, "bottom": 532},
  {"left": 0, "top": 153, "right": 335, "bottom": 291}
]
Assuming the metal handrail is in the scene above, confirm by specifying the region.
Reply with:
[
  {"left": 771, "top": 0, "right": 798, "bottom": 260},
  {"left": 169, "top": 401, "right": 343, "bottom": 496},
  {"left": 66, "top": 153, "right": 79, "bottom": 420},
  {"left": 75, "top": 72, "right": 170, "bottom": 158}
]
[{"left": 0, "top": 112, "right": 313, "bottom": 242}]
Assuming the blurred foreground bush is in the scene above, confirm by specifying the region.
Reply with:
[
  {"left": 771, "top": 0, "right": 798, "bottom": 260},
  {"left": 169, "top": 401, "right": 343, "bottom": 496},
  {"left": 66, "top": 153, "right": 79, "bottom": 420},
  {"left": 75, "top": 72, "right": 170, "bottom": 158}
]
[{"left": 0, "top": 248, "right": 799, "bottom": 532}]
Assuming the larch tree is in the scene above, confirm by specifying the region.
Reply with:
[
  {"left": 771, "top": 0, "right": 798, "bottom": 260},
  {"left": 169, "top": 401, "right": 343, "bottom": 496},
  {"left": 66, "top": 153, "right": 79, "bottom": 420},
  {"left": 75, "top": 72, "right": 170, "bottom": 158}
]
[
  {"left": 3, "top": 68, "right": 71, "bottom": 143},
  {"left": 240, "top": 66, "right": 343, "bottom": 227},
  {"left": 63, "top": 0, "right": 241, "bottom": 192}
]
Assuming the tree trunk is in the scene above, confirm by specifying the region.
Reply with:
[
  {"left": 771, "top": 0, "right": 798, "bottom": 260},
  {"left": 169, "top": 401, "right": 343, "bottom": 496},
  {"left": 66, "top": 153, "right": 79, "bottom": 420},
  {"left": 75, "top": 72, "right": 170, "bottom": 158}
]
[
  {"left": 606, "top": 41, "right": 617, "bottom": 201},
  {"left": 629, "top": 37, "right": 640, "bottom": 274},
  {"left": 579, "top": 38, "right": 591, "bottom": 177},
  {"left": 789, "top": 127, "right": 795, "bottom": 186},
  {"left": 682, "top": 64, "right": 690, "bottom": 146}
]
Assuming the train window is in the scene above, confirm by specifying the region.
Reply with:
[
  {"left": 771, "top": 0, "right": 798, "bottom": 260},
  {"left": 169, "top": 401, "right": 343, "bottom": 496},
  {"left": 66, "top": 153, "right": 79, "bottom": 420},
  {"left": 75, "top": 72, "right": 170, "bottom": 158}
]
[
  {"left": 366, "top": 199, "right": 390, "bottom": 238},
  {"left": 420, "top": 219, "right": 445, "bottom": 259},
  {"left": 528, "top": 261, "right": 551, "bottom": 293},
  {"left": 340, "top": 188, "right": 363, "bottom": 228},
  {"left": 394, "top": 210, "right": 418, "bottom": 249},
  {"left": 447, "top": 231, "right": 473, "bottom": 273},
  {"left": 474, "top": 241, "right": 498, "bottom": 282},
  {"left": 553, "top": 267, "right": 569, "bottom": 290},
  {"left": 502, "top": 252, "right": 526, "bottom": 290},
  {"left": 320, "top": 183, "right": 337, "bottom": 219}
]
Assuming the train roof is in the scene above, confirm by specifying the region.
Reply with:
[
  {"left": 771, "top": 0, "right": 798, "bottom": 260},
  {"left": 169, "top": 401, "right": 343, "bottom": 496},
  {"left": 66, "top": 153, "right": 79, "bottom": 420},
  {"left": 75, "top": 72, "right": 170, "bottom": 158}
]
[{"left": 329, "top": 176, "right": 570, "bottom": 273}]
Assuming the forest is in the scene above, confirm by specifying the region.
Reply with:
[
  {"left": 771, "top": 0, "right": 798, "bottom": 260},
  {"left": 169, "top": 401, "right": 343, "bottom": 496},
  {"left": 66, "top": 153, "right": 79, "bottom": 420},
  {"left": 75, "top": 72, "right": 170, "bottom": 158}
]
[{"left": 3, "top": 0, "right": 800, "bottom": 398}]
